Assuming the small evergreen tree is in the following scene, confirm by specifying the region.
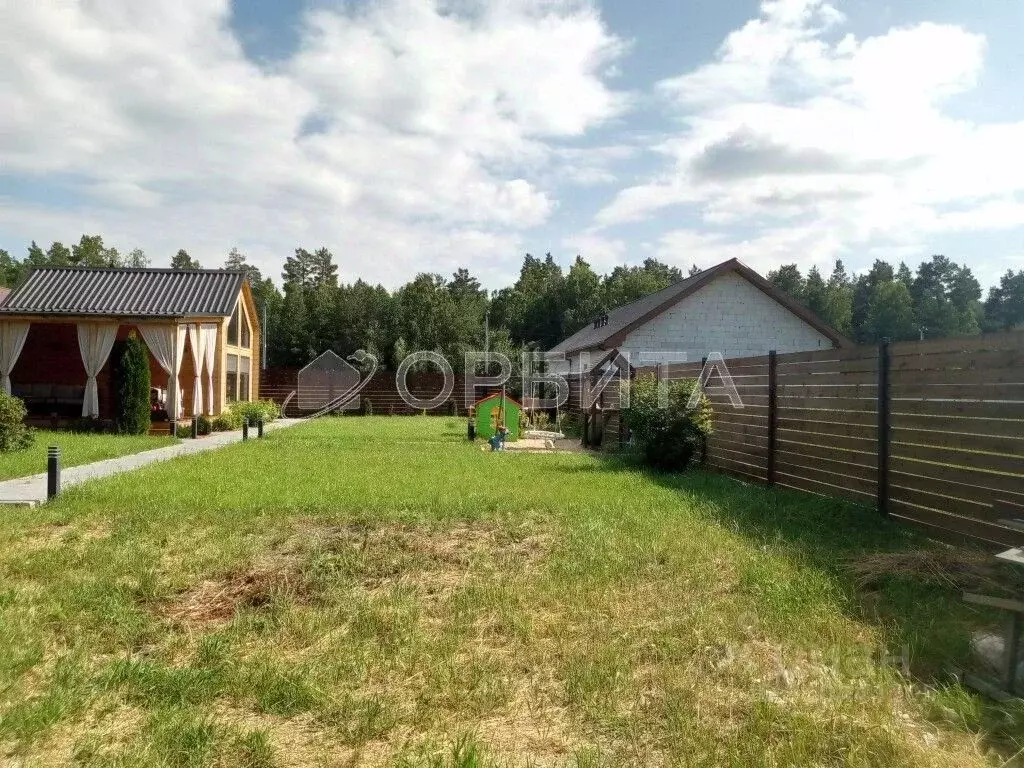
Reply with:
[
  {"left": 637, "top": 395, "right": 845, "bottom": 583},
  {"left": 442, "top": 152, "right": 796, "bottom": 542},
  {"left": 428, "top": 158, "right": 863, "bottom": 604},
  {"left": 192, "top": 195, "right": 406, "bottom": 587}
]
[{"left": 115, "top": 332, "right": 152, "bottom": 434}]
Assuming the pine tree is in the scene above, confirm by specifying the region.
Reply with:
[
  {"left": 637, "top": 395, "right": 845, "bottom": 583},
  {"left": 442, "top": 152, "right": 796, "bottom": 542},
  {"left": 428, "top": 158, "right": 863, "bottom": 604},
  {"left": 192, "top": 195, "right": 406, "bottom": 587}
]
[{"left": 171, "top": 249, "right": 200, "bottom": 270}]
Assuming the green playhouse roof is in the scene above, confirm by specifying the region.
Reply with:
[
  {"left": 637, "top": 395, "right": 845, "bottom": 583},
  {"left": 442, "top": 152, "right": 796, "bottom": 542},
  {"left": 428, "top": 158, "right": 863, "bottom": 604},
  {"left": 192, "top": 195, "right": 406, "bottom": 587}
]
[{"left": 474, "top": 393, "right": 522, "bottom": 407}]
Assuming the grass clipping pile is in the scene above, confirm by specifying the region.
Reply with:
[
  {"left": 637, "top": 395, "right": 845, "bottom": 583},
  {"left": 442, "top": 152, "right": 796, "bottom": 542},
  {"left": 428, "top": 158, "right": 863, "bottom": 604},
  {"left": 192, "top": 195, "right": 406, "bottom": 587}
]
[
  {"left": 158, "top": 520, "right": 551, "bottom": 627},
  {"left": 850, "top": 548, "right": 1024, "bottom": 595}
]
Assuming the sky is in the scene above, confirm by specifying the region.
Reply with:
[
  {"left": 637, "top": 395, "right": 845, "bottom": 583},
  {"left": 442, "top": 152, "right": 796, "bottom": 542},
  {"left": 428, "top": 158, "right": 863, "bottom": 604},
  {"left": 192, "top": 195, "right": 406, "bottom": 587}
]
[{"left": 1, "top": 0, "right": 1021, "bottom": 291}]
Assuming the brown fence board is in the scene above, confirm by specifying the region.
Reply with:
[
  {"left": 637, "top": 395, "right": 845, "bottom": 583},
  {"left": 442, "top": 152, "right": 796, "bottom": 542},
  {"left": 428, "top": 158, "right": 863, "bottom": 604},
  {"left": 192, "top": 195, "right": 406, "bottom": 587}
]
[
  {"left": 777, "top": 430, "right": 877, "bottom": 454},
  {"left": 890, "top": 441, "right": 1024, "bottom": 477},
  {"left": 891, "top": 427, "right": 1024, "bottom": 456},
  {"left": 889, "top": 501, "right": 1024, "bottom": 547},
  {"left": 890, "top": 366, "right": 1024, "bottom": 386},
  {"left": 775, "top": 438, "right": 877, "bottom": 470},
  {"left": 707, "top": 436, "right": 769, "bottom": 458},
  {"left": 705, "top": 460, "right": 768, "bottom": 485},
  {"left": 891, "top": 468, "right": 1024, "bottom": 507},
  {"left": 777, "top": 370, "right": 879, "bottom": 386},
  {"left": 890, "top": 413, "right": 1024, "bottom": 438},
  {"left": 775, "top": 449, "right": 878, "bottom": 483},
  {"left": 776, "top": 471, "right": 875, "bottom": 504},
  {"left": 889, "top": 382, "right": 1024, "bottom": 400},
  {"left": 888, "top": 485, "right": 1001, "bottom": 523},
  {"left": 775, "top": 461, "right": 877, "bottom": 497},
  {"left": 889, "top": 398, "right": 1024, "bottom": 419},
  {"left": 776, "top": 418, "right": 877, "bottom": 441},
  {"left": 890, "top": 348, "right": 1024, "bottom": 373},
  {"left": 713, "top": 422, "right": 770, "bottom": 440},
  {"left": 890, "top": 455, "right": 1024, "bottom": 497}
]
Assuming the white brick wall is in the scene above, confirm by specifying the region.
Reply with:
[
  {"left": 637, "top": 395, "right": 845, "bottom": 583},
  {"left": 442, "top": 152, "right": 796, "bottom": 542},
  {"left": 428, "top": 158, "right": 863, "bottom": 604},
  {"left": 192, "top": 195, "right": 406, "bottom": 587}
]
[{"left": 576, "top": 272, "right": 832, "bottom": 370}]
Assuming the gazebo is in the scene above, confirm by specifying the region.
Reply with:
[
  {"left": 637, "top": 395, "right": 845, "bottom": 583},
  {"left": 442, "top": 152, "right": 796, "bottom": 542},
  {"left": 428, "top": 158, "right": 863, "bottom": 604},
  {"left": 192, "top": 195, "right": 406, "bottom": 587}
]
[{"left": 0, "top": 267, "right": 261, "bottom": 431}]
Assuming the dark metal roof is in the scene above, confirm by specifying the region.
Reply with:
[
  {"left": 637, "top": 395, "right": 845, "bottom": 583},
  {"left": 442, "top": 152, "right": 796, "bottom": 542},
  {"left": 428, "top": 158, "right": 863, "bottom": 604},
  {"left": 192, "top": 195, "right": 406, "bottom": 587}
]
[
  {"left": 547, "top": 258, "right": 849, "bottom": 355},
  {"left": 548, "top": 271, "right": 705, "bottom": 356},
  {"left": 0, "top": 267, "right": 245, "bottom": 318}
]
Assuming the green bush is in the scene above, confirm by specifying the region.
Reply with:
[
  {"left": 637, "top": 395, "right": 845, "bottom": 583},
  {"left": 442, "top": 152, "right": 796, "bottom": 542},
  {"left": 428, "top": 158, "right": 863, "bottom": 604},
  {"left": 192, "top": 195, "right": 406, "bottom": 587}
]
[
  {"left": 210, "top": 415, "right": 235, "bottom": 432},
  {"left": 228, "top": 399, "right": 280, "bottom": 426},
  {"left": 175, "top": 422, "right": 193, "bottom": 439},
  {"left": 361, "top": 398, "right": 373, "bottom": 416},
  {"left": 115, "top": 332, "right": 152, "bottom": 435},
  {"left": 557, "top": 412, "right": 582, "bottom": 438},
  {"left": 0, "top": 391, "right": 34, "bottom": 453},
  {"left": 197, "top": 415, "right": 212, "bottom": 436},
  {"left": 621, "top": 373, "right": 712, "bottom": 471}
]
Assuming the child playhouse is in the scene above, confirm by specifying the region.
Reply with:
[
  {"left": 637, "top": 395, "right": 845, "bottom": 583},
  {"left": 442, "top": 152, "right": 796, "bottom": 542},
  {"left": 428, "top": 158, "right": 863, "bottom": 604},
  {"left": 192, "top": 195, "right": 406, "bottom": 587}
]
[{"left": 473, "top": 392, "right": 522, "bottom": 443}]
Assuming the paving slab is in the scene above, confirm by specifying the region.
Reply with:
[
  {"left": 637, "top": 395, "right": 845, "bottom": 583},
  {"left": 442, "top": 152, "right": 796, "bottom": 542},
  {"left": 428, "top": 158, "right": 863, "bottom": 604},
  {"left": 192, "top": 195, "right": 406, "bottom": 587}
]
[{"left": 0, "top": 418, "right": 302, "bottom": 506}]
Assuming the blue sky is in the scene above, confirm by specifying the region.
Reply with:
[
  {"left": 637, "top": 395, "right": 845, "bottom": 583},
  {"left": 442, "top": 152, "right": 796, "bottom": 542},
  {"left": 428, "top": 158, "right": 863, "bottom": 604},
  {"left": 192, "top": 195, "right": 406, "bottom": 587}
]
[{"left": 1, "top": 0, "right": 1021, "bottom": 290}]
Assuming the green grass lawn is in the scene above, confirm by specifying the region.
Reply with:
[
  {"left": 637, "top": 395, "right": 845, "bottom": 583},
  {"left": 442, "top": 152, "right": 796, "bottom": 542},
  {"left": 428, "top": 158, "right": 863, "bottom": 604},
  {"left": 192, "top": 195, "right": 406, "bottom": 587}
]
[
  {"left": 0, "top": 430, "right": 177, "bottom": 482},
  {"left": 0, "top": 417, "right": 1021, "bottom": 766}
]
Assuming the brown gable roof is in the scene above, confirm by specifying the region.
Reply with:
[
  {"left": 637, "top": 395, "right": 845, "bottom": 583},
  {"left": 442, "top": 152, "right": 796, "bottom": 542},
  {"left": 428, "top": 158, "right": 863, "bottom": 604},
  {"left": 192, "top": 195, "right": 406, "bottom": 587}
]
[{"left": 548, "top": 258, "right": 850, "bottom": 355}]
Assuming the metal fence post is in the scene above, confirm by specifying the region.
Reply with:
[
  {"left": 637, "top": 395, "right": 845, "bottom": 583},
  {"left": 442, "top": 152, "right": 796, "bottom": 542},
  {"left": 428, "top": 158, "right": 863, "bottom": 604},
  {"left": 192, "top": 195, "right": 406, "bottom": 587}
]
[
  {"left": 257, "top": 417, "right": 264, "bottom": 438},
  {"left": 47, "top": 446, "right": 61, "bottom": 499},
  {"left": 242, "top": 418, "right": 249, "bottom": 442},
  {"left": 191, "top": 415, "right": 198, "bottom": 439},
  {"left": 767, "top": 350, "right": 778, "bottom": 486},
  {"left": 877, "top": 338, "right": 891, "bottom": 516}
]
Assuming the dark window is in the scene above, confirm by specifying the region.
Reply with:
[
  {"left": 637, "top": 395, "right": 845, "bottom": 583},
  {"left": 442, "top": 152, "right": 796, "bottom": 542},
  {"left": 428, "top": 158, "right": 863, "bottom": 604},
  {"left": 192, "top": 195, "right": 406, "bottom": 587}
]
[
  {"left": 227, "top": 305, "right": 239, "bottom": 346},
  {"left": 226, "top": 354, "right": 238, "bottom": 403},
  {"left": 240, "top": 306, "right": 251, "bottom": 348}
]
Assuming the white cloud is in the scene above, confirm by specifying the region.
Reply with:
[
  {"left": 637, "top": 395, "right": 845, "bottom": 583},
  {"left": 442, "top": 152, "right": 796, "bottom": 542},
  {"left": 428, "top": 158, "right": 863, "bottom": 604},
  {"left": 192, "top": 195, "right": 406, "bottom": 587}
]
[
  {"left": 560, "top": 231, "right": 627, "bottom": 272},
  {"left": 0, "top": 0, "right": 625, "bottom": 286},
  {"left": 595, "top": 0, "right": 1024, "bottom": 278}
]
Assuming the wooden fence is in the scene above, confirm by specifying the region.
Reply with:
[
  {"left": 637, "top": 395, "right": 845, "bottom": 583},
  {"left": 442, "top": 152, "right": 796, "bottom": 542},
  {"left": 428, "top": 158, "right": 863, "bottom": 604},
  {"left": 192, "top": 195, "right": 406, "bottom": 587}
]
[
  {"left": 259, "top": 368, "right": 504, "bottom": 417},
  {"left": 590, "top": 330, "right": 1024, "bottom": 549}
]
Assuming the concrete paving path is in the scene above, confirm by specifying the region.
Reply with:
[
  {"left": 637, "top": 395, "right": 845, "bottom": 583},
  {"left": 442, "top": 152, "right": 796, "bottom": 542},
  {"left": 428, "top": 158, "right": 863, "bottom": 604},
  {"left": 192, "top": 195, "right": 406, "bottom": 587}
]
[{"left": 0, "top": 418, "right": 303, "bottom": 507}]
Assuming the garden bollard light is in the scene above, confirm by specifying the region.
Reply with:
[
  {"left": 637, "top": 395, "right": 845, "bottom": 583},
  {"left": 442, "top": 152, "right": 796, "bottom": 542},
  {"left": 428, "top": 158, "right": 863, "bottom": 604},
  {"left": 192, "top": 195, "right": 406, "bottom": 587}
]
[
  {"left": 191, "top": 416, "right": 199, "bottom": 439},
  {"left": 242, "top": 418, "right": 249, "bottom": 441},
  {"left": 257, "top": 417, "right": 264, "bottom": 438},
  {"left": 47, "top": 446, "right": 61, "bottom": 499}
]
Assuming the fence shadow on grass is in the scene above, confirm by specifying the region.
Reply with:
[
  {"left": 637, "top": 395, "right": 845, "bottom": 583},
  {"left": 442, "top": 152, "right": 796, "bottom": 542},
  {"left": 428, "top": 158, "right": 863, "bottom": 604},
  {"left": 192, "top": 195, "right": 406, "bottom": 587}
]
[{"left": 586, "top": 449, "right": 1024, "bottom": 756}]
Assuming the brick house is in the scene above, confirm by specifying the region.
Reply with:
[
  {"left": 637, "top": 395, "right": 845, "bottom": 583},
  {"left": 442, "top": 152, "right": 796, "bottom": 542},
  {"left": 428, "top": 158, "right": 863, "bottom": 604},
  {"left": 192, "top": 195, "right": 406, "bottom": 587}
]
[
  {"left": 0, "top": 267, "right": 260, "bottom": 429},
  {"left": 549, "top": 257, "right": 848, "bottom": 374}
]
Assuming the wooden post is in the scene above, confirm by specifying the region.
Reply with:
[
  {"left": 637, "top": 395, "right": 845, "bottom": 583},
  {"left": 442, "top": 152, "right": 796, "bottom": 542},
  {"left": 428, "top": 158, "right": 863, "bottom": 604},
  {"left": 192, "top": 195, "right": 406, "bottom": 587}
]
[
  {"left": 257, "top": 417, "right": 264, "bottom": 438},
  {"left": 877, "top": 338, "right": 891, "bottom": 516},
  {"left": 767, "top": 350, "right": 777, "bottom": 486},
  {"left": 191, "top": 415, "right": 198, "bottom": 439},
  {"left": 47, "top": 446, "right": 61, "bottom": 499},
  {"left": 242, "top": 417, "right": 249, "bottom": 441}
]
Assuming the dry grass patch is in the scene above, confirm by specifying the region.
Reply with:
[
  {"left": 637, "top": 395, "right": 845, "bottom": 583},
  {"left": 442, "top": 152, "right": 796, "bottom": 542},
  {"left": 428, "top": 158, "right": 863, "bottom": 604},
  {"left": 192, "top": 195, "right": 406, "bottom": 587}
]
[
  {"left": 159, "top": 560, "right": 311, "bottom": 628},
  {"left": 850, "top": 548, "right": 1024, "bottom": 595}
]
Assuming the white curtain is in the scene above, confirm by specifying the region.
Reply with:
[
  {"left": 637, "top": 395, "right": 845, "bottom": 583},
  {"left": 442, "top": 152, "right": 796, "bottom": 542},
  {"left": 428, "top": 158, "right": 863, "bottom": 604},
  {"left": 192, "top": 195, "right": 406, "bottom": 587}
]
[
  {"left": 140, "top": 324, "right": 187, "bottom": 418},
  {"left": 77, "top": 322, "right": 118, "bottom": 418},
  {"left": 0, "top": 321, "right": 31, "bottom": 395},
  {"left": 201, "top": 324, "right": 218, "bottom": 414},
  {"left": 187, "top": 325, "right": 204, "bottom": 417}
]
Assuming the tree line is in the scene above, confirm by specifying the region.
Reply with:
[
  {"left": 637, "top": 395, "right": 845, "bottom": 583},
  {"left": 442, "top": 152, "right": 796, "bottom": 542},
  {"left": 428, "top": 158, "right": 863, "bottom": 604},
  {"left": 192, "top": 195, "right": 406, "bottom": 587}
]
[
  {"left": 2, "top": 235, "right": 1022, "bottom": 369},
  {"left": 766, "top": 256, "right": 1023, "bottom": 343}
]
